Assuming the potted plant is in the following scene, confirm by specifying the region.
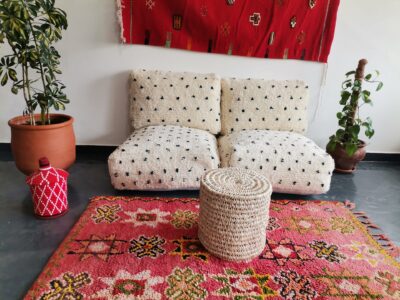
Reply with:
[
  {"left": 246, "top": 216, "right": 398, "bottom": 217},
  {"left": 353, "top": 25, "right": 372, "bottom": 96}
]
[
  {"left": 0, "top": 0, "right": 75, "bottom": 175},
  {"left": 327, "top": 59, "right": 383, "bottom": 173}
]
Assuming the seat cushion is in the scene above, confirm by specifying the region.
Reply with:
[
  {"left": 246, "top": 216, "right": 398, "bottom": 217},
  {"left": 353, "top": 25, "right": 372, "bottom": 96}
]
[
  {"left": 108, "top": 125, "right": 220, "bottom": 190},
  {"left": 129, "top": 69, "right": 221, "bottom": 134},
  {"left": 218, "top": 130, "right": 334, "bottom": 195},
  {"left": 221, "top": 78, "right": 309, "bottom": 135}
]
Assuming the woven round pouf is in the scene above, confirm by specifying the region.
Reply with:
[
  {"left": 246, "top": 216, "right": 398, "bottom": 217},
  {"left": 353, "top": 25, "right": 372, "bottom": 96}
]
[{"left": 198, "top": 167, "right": 272, "bottom": 262}]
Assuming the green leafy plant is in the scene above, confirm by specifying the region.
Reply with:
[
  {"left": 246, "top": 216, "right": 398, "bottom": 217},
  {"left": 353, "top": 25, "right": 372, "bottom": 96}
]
[
  {"left": 327, "top": 59, "right": 383, "bottom": 156},
  {"left": 0, "top": 0, "right": 69, "bottom": 125}
]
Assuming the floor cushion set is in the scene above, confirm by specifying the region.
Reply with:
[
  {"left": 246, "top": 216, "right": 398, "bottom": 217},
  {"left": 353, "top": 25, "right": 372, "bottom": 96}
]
[{"left": 108, "top": 69, "right": 334, "bottom": 195}]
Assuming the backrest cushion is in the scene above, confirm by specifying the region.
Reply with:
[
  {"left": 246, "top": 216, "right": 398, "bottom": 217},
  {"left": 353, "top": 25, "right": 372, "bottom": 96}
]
[
  {"left": 221, "top": 78, "right": 309, "bottom": 135},
  {"left": 130, "top": 69, "right": 221, "bottom": 134}
]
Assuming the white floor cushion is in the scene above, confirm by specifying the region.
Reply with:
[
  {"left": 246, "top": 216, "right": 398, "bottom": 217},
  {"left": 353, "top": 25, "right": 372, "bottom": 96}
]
[
  {"left": 108, "top": 125, "right": 220, "bottom": 190},
  {"left": 130, "top": 69, "right": 221, "bottom": 134},
  {"left": 218, "top": 130, "right": 334, "bottom": 195},
  {"left": 221, "top": 78, "right": 309, "bottom": 135}
]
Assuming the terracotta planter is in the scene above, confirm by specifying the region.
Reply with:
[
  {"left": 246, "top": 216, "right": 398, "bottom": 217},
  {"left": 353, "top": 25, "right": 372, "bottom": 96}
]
[
  {"left": 8, "top": 114, "right": 76, "bottom": 175},
  {"left": 327, "top": 140, "right": 366, "bottom": 173}
]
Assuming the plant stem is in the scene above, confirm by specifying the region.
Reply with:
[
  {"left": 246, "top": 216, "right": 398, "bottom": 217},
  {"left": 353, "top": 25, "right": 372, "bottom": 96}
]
[
  {"left": 344, "top": 59, "right": 367, "bottom": 142},
  {"left": 21, "top": 64, "right": 30, "bottom": 122},
  {"left": 24, "top": 64, "right": 34, "bottom": 106},
  {"left": 8, "top": 39, "right": 35, "bottom": 125},
  {"left": 349, "top": 84, "right": 359, "bottom": 125},
  {"left": 41, "top": 109, "right": 45, "bottom": 125},
  {"left": 21, "top": 0, "right": 48, "bottom": 124},
  {"left": 21, "top": 62, "right": 35, "bottom": 125}
]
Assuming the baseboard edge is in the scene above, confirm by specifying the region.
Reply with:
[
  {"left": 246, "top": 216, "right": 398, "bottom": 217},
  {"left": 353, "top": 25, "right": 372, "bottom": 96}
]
[{"left": 0, "top": 143, "right": 399, "bottom": 162}]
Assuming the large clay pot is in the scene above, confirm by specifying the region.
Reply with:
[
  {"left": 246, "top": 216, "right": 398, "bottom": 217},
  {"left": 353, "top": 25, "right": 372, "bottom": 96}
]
[
  {"left": 327, "top": 140, "right": 366, "bottom": 173},
  {"left": 8, "top": 114, "right": 76, "bottom": 175}
]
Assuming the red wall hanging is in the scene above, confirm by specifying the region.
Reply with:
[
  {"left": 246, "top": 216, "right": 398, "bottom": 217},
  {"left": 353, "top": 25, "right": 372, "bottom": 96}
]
[{"left": 117, "top": 0, "right": 340, "bottom": 63}]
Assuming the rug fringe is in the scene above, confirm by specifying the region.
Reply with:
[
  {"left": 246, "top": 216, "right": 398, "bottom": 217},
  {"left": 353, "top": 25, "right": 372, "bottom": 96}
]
[
  {"left": 353, "top": 211, "right": 367, "bottom": 216},
  {"left": 372, "top": 234, "right": 390, "bottom": 241},
  {"left": 344, "top": 200, "right": 356, "bottom": 209},
  {"left": 344, "top": 200, "right": 400, "bottom": 259}
]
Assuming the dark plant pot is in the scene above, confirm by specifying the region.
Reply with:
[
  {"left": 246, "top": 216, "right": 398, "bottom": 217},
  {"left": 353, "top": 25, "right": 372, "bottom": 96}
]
[
  {"left": 8, "top": 114, "right": 76, "bottom": 175},
  {"left": 327, "top": 140, "right": 366, "bottom": 174}
]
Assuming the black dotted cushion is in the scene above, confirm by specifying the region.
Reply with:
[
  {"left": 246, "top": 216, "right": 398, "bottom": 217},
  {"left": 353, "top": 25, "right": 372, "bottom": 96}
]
[
  {"left": 130, "top": 69, "right": 221, "bottom": 134},
  {"left": 108, "top": 125, "right": 220, "bottom": 190},
  {"left": 221, "top": 78, "right": 309, "bottom": 135},
  {"left": 218, "top": 130, "right": 334, "bottom": 195}
]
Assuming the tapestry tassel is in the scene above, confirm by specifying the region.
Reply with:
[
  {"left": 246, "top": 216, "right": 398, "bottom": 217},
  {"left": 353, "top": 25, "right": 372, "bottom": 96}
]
[{"left": 116, "top": 0, "right": 126, "bottom": 43}]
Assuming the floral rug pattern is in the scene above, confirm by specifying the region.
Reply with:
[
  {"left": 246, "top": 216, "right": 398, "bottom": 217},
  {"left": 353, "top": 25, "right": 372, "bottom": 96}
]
[{"left": 25, "top": 196, "right": 400, "bottom": 299}]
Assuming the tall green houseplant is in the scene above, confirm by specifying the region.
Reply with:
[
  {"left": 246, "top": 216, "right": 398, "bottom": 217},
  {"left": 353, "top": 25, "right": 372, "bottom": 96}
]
[
  {"left": 0, "top": 0, "right": 69, "bottom": 125},
  {"left": 327, "top": 59, "right": 383, "bottom": 156}
]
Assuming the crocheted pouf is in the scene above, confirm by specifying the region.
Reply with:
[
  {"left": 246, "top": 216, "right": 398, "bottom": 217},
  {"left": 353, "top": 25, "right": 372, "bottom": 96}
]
[{"left": 198, "top": 167, "right": 272, "bottom": 261}]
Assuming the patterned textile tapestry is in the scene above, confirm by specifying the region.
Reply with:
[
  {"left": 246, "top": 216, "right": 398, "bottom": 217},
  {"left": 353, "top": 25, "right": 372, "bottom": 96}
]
[
  {"left": 117, "top": 0, "right": 340, "bottom": 62},
  {"left": 25, "top": 197, "right": 400, "bottom": 299}
]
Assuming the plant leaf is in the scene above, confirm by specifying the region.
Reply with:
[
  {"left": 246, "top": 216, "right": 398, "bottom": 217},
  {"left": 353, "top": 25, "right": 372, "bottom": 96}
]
[
  {"left": 365, "top": 128, "right": 375, "bottom": 139},
  {"left": 11, "top": 85, "right": 18, "bottom": 94},
  {"left": 345, "top": 143, "right": 358, "bottom": 157},
  {"left": 340, "top": 91, "right": 351, "bottom": 105},
  {"left": 327, "top": 140, "right": 337, "bottom": 152},
  {"left": 350, "top": 125, "right": 360, "bottom": 138},
  {"left": 1, "top": 73, "right": 8, "bottom": 86},
  {"left": 8, "top": 69, "right": 17, "bottom": 81}
]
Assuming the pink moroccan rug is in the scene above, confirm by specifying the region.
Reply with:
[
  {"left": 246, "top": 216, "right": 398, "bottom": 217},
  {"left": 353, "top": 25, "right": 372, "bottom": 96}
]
[{"left": 25, "top": 196, "right": 400, "bottom": 299}]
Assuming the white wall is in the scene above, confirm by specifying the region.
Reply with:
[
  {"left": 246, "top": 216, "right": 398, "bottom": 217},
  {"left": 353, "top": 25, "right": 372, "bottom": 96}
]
[
  {"left": 1, "top": 0, "right": 399, "bottom": 153},
  {"left": 318, "top": 0, "right": 400, "bottom": 153}
]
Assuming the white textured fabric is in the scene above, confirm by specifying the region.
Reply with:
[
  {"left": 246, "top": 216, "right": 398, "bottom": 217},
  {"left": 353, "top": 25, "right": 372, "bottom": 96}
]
[
  {"left": 108, "top": 125, "right": 220, "bottom": 190},
  {"left": 130, "top": 69, "right": 221, "bottom": 134},
  {"left": 221, "top": 78, "right": 309, "bottom": 135},
  {"left": 218, "top": 130, "right": 334, "bottom": 195}
]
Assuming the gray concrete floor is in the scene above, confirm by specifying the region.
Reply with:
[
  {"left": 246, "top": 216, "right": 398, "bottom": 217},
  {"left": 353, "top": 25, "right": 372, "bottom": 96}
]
[{"left": 0, "top": 160, "right": 399, "bottom": 299}]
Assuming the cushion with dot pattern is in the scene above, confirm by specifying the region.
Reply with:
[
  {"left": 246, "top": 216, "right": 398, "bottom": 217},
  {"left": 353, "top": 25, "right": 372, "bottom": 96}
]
[
  {"left": 221, "top": 78, "right": 309, "bottom": 135},
  {"left": 130, "top": 69, "right": 221, "bottom": 134},
  {"left": 108, "top": 125, "right": 220, "bottom": 190},
  {"left": 218, "top": 130, "right": 334, "bottom": 195}
]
